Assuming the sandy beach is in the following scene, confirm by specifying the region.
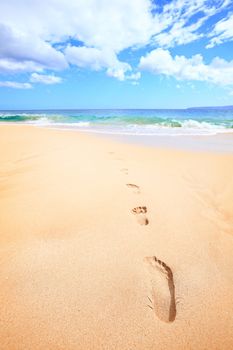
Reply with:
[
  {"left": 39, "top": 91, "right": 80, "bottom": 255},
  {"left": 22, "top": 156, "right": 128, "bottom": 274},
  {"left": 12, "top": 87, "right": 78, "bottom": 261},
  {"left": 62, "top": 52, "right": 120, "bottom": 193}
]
[{"left": 0, "top": 125, "right": 233, "bottom": 349}]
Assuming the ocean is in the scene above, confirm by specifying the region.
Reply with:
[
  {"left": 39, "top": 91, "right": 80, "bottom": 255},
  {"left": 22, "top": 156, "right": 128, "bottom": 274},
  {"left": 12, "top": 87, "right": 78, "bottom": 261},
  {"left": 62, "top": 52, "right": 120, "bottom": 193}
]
[{"left": 0, "top": 108, "right": 233, "bottom": 136}]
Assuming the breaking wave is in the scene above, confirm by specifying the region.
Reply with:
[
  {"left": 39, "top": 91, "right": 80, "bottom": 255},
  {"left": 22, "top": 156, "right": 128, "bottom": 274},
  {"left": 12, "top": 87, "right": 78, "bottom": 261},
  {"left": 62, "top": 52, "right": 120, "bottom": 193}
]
[{"left": 0, "top": 110, "right": 232, "bottom": 136}]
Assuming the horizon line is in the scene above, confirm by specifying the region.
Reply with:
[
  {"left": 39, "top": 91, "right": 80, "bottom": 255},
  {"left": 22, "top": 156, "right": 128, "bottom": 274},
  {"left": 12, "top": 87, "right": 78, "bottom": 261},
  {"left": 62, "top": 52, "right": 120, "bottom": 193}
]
[{"left": 1, "top": 105, "right": 233, "bottom": 111}]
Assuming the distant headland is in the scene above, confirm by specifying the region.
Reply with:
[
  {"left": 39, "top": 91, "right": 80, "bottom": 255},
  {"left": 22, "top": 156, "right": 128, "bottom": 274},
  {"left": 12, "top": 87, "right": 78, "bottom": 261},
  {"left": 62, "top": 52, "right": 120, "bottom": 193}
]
[{"left": 187, "top": 105, "right": 233, "bottom": 110}]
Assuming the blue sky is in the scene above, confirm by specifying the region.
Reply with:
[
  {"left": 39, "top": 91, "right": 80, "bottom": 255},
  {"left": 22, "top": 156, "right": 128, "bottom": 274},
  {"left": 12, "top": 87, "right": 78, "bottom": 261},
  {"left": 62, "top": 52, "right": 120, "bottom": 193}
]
[{"left": 0, "top": 0, "right": 233, "bottom": 109}]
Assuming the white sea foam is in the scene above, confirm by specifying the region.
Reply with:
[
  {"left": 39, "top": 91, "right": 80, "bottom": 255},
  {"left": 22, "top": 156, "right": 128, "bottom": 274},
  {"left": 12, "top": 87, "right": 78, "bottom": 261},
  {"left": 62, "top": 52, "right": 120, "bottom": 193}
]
[
  {"left": 181, "top": 119, "right": 225, "bottom": 130},
  {"left": 27, "top": 119, "right": 90, "bottom": 127},
  {"left": 45, "top": 123, "right": 232, "bottom": 136},
  {"left": 27, "top": 117, "right": 51, "bottom": 125},
  {"left": 1, "top": 113, "right": 231, "bottom": 136}
]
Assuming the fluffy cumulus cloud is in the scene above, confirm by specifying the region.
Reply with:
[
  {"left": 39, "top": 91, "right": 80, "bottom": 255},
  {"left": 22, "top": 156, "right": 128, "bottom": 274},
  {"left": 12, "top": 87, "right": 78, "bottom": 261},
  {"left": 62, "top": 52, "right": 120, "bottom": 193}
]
[
  {"left": 0, "top": 0, "right": 154, "bottom": 51},
  {"left": 0, "top": 23, "right": 68, "bottom": 73},
  {"left": 0, "top": 0, "right": 155, "bottom": 80},
  {"left": 0, "top": 0, "right": 232, "bottom": 83},
  {"left": 139, "top": 48, "right": 233, "bottom": 86},
  {"left": 30, "top": 73, "right": 62, "bottom": 84},
  {"left": 65, "top": 45, "right": 135, "bottom": 81}
]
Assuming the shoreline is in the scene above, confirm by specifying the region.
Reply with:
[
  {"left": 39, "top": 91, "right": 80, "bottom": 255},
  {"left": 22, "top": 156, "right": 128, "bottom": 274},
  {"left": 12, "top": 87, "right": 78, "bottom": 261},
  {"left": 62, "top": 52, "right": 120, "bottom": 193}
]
[
  {"left": 100, "top": 131, "right": 233, "bottom": 153},
  {"left": 0, "top": 125, "right": 233, "bottom": 349},
  {"left": 1, "top": 123, "right": 233, "bottom": 153}
]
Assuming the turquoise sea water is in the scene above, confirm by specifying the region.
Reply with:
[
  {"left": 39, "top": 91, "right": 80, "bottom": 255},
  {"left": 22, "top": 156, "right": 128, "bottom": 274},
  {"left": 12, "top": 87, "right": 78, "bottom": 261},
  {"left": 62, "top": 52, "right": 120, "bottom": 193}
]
[{"left": 0, "top": 108, "right": 233, "bottom": 136}]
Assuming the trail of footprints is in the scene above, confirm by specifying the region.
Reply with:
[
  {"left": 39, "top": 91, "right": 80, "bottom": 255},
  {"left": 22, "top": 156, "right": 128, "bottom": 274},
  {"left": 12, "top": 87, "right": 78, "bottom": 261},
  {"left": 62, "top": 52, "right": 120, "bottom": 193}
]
[
  {"left": 110, "top": 152, "right": 177, "bottom": 323},
  {"left": 125, "top": 178, "right": 176, "bottom": 322}
]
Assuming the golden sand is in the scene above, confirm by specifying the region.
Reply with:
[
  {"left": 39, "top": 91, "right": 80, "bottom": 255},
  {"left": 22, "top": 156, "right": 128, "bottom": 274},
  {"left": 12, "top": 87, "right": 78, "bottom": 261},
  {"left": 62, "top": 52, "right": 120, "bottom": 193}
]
[{"left": 0, "top": 125, "right": 233, "bottom": 349}]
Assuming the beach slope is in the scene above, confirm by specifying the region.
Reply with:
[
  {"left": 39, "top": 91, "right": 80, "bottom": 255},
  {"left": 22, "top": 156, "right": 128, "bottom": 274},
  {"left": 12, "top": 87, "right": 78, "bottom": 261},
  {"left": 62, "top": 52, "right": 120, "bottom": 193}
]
[{"left": 0, "top": 125, "right": 233, "bottom": 349}]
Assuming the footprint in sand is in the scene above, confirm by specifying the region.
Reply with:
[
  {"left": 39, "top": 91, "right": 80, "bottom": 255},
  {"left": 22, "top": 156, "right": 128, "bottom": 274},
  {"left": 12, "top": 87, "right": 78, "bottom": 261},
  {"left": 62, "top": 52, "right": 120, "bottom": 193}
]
[
  {"left": 144, "top": 256, "right": 176, "bottom": 323},
  {"left": 127, "top": 183, "right": 140, "bottom": 194},
  {"left": 132, "top": 206, "right": 149, "bottom": 225}
]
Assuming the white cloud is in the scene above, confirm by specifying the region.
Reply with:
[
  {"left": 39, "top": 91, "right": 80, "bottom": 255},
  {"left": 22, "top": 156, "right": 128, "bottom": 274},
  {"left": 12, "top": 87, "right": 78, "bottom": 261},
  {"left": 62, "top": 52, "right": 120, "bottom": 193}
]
[
  {"left": 106, "top": 67, "right": 129, "bottom": 81},
  {"left": 107, "top": 68, "right": 142, "bottom": 82},
  {"left": 0, "top": 0, "right": 231, "bottom": 81},
  {"left": 153, "top": 18, "right": 204, "bottom": 48},
  {"left": 126, "top": 72, "right": 141, "bottom": 81},
  {"left": 65, "top": 45, "right": 136, "bottom": 81},
  {"left": 151, "top": 0, "right": 230, "bottom": 48},
  {"left": 139, "top": 48, "right": 233, "bottom": 86},
  {"left": 65, "top": 46, "right": 117, "bottom": 71},
  {"left": 0, "top": 0, "right": 155, "bottom": 78},
  {"left": 0, "top": 81, "right": 32, "bottom": 89},
  {"left": 207, "top": 13, "right": 233, "bottom": 48},
  {"left": 0, "top": 0, "right": 155, "bottom": 52},
  {"left": 30, "top": 73, "right": 62, "bottom": 84},
  {"left": 0, "top": 58, "right": 44, "bottom": 73},
  {"left": 0, "top": 23, "right": 67, "bottom": 73}
]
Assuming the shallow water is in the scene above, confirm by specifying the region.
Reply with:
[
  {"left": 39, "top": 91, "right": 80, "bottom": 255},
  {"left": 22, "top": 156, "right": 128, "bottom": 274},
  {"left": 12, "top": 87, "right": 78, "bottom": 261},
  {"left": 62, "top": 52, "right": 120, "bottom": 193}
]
[{"left": 0, "top": 108, "right": 233, "bottom": 136}]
